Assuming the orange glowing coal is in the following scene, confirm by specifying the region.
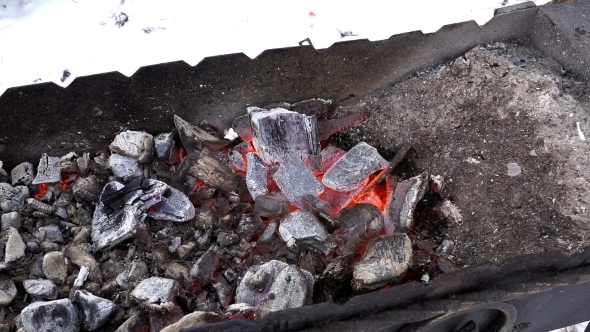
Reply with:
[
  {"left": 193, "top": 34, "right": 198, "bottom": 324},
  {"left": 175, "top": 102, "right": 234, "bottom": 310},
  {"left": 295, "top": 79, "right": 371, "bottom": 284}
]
[{"left": 33, "top": 183, "right": 48, "bottom": 200}]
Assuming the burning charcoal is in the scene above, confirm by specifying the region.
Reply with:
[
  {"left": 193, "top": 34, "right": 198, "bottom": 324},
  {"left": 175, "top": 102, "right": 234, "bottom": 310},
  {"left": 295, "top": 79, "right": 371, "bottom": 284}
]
[
  {"left": 290, "top": 99, "right": 332, "bottom": 117},
  {"left": 110, "top": 131, "right": 155, "bottom": 163},
  {"left": 236, "top": 260, "right": 314, "bottom": 318},
  {"left": 337, "top": 203, "right": 384, "bottom": 255},
  {"left": 432, "top": 200, "right": 463, "bottom": 227},
  {"left": 116, "top": 260, "right": 148, "bottom": 289},
  {"left": 73, "top": 290, "right": 117, "bottom": 331},
  {"left": 352, "top": 234, "right": 412, "bottom": 292},
  {"left": 212, "top": 273, "right": 233, "bottom": 308},
  {"left": 92, "top": 179, "right": 195, "bottom": 251},
  {"left": 0, "top": 183, "right": 29, "bottom": 212},
  {"left": 23, "top": 279, "right": 57, "bottom": 300},
  {"left": 317, "top": 111, "right": 371, "bottom": 141},
  {"left": 320, "top": 145, "right": 346, "bottom": 173},
  {"left": 232, "top": 114, "right": 252, "bottom": 141},
  {"left": 192, "top": 209, "right": 219, "bottom": 231},
  {"left": 72, "top": 175, "right": 102, "bottom": 204},
  {"left": 217, "top": 232, "right": 239, "bottom": 248},
  {"left": 149, "top": 304, "right": 185, "bottom": 331},
  {"left": 188, "top": 149, "right": 249, "bottom": 200},
  {"left": 11, "top": 162, "right": 34, "bottom": 186},
  {"left": 436, "top": 238, "right": 456, "bottom": 256},
  {"left": 190, "top": 247, "right": 221, "bottom": 285},
  {"left": 174, "top": 115, "right": 228, "bottom": 152},
  {"left": 246, "top": 152, "right": 268, "bottom": 199},
  {"left": 273, "top": 156, "right": 323, "bottom": 206},
  {"left": 32, "top": 153, "right": 61, "bottom": 185},
  {"left": 301, "top": 194, "right": 341, "bottom": 232},
  {"left": 250, "top": 108, "right": 320, "bottom": 165},
  {"left": 322, "top": 142, "right": 389, "bottom": 192},
  {"left": 21, "top": 299, "right": 79, "bottom": 332},
  {"left": 225, "top": 303, "right": 256, "bottom": 320},
  {"left": 159, "top": 312, "right": 226, "bottom": 332},
  {"left": 256, "top": 221, "right": 279, "bottom": 252},
  {"left": 237, "top": 214, "right": 265, "bottom": 241},
  {"left": 322, "top": 254, "right": 355, "bottom": 281},
  {"left": 228, "top": 150, "right": 247, "bottom": 173},
  {"left": 253, "top": 195, "right": 286, "bottom": 217},
  {"left": 109, "top": 154, "right": 143, "bottom": 181},
  {"left": 218, "top": 203, "right": 249, "bottom": 231},
  {"left": 130, "top": 277, "right": 179, "bottom": 311},
  {"left": 0, "top": 227, "right": 26, "bottom": 268},
  {"left": 43, "top": 251, "right": 67, "bottom": 284},
  {"left": 384, "top": 172, "right": 429, "bottom": 234},
  {"left": 0, "top": 279, "right": 16, "bottom": 305},
  {"left": 278, "top": 210, "right": 335, "bottom": 255},
  {"left": 1, "top": 212, "right": 21, "bottom": 230}
]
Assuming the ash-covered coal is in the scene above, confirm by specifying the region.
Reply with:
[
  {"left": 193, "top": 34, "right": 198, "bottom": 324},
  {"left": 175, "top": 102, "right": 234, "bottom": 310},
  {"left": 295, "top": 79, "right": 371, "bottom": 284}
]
[{"left": 0, "top": 97, "right": 463, "bottom": 331}]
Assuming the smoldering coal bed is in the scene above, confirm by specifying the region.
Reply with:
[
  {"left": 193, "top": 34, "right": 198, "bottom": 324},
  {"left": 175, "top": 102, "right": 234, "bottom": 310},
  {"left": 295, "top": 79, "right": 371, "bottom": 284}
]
[{"left": 0, "top": 96, "right": 465, "bottom": 332}]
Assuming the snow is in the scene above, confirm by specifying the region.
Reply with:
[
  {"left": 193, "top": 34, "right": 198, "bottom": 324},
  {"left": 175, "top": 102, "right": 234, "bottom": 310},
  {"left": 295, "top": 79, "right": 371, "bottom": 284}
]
[{"left": 0, "top": 0, "right": 549, "bottom": 96}]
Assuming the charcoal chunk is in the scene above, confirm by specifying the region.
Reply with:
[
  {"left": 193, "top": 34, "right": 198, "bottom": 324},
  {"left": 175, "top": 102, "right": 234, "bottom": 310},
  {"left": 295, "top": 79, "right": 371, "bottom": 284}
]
[
  {"left": 188, "top": 149, "right": 249, "bottom": 200},
  {"left": 236, "top": 214, "right": 265, "bottom": 241},
  {"left": 174, "top": 115, "right": 228, "bottom": 152},
  {"left": 0, "top": 183, "right": 29, "bottom": 212},
  {"left": 253, "top": 195, "right": 286, "bottom": 217},
  {"left": 337, "top": 203, "right": 384, "bottom": 255},
  {"left": 190, "top": 247, "right": 221, "bottom": 285},
  {"left": 0, "top": 227, "right": 26, "bottom": 267},
  {"left": 72, "top": 175, "right": 102, "bottom": 204},
  {"left": 154, "top": 132, "right": 176, "bottom": 162},
  {"left": 130, "top": 277, "right": 179, "bottom": 311},
  {"left": 21, "top": 299, "right": 79, "bottom": 332},
  {"left": 232, "top": 114, "right": 252, "bottom": 141},
  {"left": 236, "top": 260, "right": 314, "bottom": 318},
  {"left": 0, "top": 279, "right": 16, "bottom": 305},
  {"left": 11, "top": 162, "right": 34, "bottom": 186},
  {"left": 322, "top": 142, "right": 389, "bottom": 192},
  {"left": 74, "top": 290, "right": 117, "bottom": 331},
  {"left": 278, "top": 210, "right": 335, "bottom": 255},
  {"left": 432, "top": 200, "right": 463, "bottom": 227},
  {"left": 246, "top": 153, "right": 268, "bottom": 199},
  {"left": 352, "top": 234, "right": 412, "bottom": 292},
  {"left": 384, "top": 172, "right": 429, "bottom": 233},
  {"left": 290, "top": 99, "right": 332, "bottom": 117},
  {"left": 43, "top": 251, "right": 67, "bottom": 284},
  {"left": 92, "top": 179, "right": 195, "bottom": 251},
  {"left": 1, "top": 212, "right": 21, "bottom": 231},
  {"left": 23, "top": 279, "right": 57, "bottom": 300},
  {"left": 109, "top": 154, "right": 143, "bottom": 181},
  {"left": 110, "top": 130, "right": 154, "bottom": 164},
  {"left": 32, "top": 154, "right": 61, "bottom": 185},
  {"left": 250, "top": 108, "right": 320, "bottom": 165},
  {"left": 273, "top": 156, "right": 323, "bottom": 206}
]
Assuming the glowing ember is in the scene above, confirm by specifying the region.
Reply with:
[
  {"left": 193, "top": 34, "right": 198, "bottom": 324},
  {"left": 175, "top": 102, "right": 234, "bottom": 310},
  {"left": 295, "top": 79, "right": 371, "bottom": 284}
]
[{"left": 33, "top": 183, "right": 47, "bottom": 200}]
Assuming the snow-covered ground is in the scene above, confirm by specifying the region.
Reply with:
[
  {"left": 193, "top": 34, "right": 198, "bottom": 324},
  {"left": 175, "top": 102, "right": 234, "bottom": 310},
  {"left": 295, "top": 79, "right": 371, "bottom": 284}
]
[{"left": 0, "top": 0, "right": 549, "bottom": 96}]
